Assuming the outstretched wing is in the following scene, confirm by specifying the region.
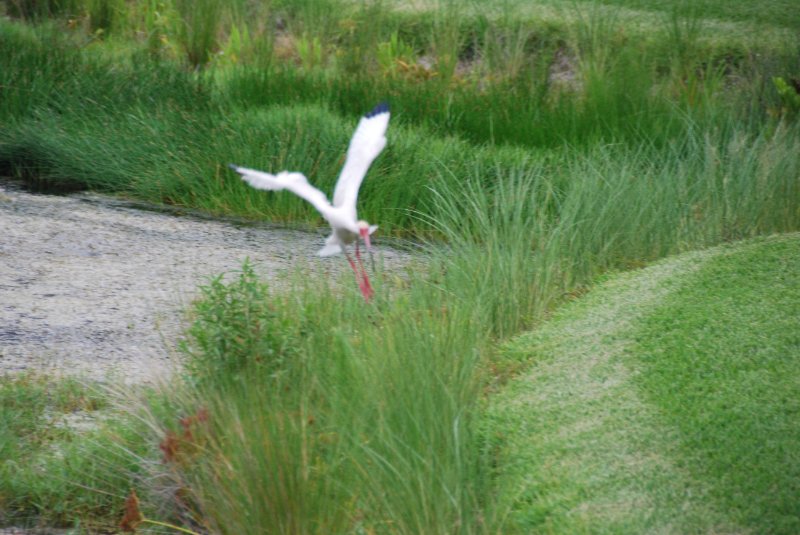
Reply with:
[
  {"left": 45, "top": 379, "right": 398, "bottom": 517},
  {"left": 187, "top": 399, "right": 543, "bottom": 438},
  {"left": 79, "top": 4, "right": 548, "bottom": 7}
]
[
  {"left": 332, "top": 102, "right": 390, "bottom": 214},
  {"left": 229, "top": 164, "right": 334, "bottom": 218}
]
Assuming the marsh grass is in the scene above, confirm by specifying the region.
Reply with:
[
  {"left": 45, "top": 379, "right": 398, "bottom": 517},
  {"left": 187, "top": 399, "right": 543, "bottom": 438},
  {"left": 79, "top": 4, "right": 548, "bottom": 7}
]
[
  {"left": 0, "top": 373, "right": 148, "bottom": 527},
  {"left": 429, "top": 120, "right": 800, "bottom": 332},
  {"left": 172, "top": 0, "right": 222, "bottom": 68},
  {"left": 139, "top": 262, "right": 490, "bottom": 533},
  {"left": 87, "top": 0, "right": 126, "bottom": 35},
  {"left": 3, "top": 0, "right": 82, "bottom": 19}
]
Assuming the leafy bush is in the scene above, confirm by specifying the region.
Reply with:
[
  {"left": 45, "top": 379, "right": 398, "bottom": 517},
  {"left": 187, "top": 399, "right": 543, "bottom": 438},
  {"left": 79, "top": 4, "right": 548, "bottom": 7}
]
[{"left": 182, "top": 261, "right": 301, "bottom": 383}]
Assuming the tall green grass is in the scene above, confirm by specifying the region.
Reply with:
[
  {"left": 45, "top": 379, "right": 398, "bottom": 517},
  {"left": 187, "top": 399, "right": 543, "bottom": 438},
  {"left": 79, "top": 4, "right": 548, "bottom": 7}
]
[
  {"left": 2, "top": 16, "right": 795, "bottom": 234},
  {"left": 134, "top": 262, "right": 491, "bottom": 533},
  {"left": 4, "top": 0, "right": 82, "bottom": 19}
]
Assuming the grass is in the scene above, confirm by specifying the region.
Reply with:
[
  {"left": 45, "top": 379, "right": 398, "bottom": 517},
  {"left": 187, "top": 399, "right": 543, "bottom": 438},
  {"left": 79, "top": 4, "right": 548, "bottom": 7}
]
[
  {"left": 0, "top": 374, "right": 137, "bottom": 528},
  {"left": 0, "top": 0, "right": 799, "bottom": 531},
  {"left": 580, "top": 0, "right": 800, "bottom": 30},
  {"left": 114, "top": 259, "right": 492, "bottom": 533},
  {"left": 632, "top": 237, "right": 800, "bottom": 532},
  {"left": 485, "top": 234, "right": 800, "bottom": 533},
  {"left": 120, "top": 137, "right": 798, "bottom": 532}
]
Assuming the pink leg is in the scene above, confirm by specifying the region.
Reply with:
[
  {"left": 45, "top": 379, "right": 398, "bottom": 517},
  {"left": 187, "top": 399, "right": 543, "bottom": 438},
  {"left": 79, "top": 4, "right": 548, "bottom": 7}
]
[
  {"left": 345, "top": 249, "right": 373, "bottom": 301},
  {"left": 355, "top": 240, "right": 366, "bottom": 272},
  {"left": 354, "top": 241, "right": 374, "bottom": 298}
]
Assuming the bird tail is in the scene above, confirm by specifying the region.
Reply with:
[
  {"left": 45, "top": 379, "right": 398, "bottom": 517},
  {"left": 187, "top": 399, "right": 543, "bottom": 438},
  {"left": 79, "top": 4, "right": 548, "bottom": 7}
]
[
  {"left": 318, "top": 232, "right": 343, "bottom": 256},
  {"left": 317, "top": 243, "right": 343, "bottom": 256}
]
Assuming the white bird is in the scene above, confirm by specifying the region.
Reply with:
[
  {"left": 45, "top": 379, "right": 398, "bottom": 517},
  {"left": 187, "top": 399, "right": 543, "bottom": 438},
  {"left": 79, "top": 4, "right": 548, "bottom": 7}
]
[{"left": 229, "top": 102, "right": 390, "bottom": 301}]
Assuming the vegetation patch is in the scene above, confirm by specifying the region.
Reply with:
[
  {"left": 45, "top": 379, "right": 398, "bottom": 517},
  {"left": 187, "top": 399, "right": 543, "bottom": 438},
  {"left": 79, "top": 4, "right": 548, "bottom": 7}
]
[{"left": 0, "top": 374, "right": 128, "bottom": 527}]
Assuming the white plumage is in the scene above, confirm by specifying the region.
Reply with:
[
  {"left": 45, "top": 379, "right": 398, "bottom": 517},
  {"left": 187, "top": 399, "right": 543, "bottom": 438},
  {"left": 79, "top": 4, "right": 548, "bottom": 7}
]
[{"left": 229, "top": 102, "right": 390, "bottom": 257}]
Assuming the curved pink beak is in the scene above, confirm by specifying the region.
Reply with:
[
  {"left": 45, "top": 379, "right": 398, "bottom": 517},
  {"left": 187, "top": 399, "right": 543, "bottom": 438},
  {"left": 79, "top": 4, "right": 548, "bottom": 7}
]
[{"left": 359, "top": 226, "right": 372, "bottom": 251}]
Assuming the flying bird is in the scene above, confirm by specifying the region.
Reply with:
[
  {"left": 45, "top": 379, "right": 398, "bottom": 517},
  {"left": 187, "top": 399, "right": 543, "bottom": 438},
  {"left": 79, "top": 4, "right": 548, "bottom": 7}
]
[{"left": 229, "top": 102, "right": 390, "bottom": 301}]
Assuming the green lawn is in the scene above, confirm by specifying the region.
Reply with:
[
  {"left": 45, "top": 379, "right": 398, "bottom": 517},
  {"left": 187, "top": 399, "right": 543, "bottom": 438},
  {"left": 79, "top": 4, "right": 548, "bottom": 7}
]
[
  {"left": 582, "top": 0, "right": 800, "bottom": 29},
  {"left": 388, "top": 0, "right": 800, "bottom": 45},
  {"left": 633, "top": 235, "right": 800, "bottom": 532},
  {"left": 487, "top": 234, "right": 800, "bottom": 533}
]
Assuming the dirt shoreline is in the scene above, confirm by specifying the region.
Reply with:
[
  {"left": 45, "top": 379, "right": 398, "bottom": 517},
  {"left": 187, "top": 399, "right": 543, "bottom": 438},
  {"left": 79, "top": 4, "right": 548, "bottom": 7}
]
[{"left": 0, "top": 182, "right": 413, "bottom": 384}]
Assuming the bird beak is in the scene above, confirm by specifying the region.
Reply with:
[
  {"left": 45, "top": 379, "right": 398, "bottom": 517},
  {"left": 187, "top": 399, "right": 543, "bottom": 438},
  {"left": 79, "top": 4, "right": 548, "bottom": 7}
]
[{"left": 360, "top": 226, "right": 372, "bottom": 251}]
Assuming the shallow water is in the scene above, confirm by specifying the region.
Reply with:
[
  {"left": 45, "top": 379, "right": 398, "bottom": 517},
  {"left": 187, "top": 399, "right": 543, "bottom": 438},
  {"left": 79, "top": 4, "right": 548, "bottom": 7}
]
[{"left": 0, "top": 181, "right": 414, "bottom": 384}]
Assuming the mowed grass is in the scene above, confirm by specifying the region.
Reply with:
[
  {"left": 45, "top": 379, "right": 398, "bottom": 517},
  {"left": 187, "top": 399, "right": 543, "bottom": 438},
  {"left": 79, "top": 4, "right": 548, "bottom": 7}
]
[
  {"left": 633, "top": 236, "right": 800, "bottom": 532},
  {"left": 486, "top": 234, "right": 800, "bottom": 533},
  {"left": 577, "top": 0, "right": 800, "bottom": 29}
]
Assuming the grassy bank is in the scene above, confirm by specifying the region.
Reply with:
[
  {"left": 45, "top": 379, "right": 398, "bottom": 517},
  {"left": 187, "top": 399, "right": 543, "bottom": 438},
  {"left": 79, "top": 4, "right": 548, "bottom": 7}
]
[{"left": 1, "top": 0, "right": 799, "bottom": 531}]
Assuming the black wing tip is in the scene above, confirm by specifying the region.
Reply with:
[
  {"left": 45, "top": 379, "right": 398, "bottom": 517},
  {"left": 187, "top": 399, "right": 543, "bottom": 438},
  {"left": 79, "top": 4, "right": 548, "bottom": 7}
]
[{"left": 365, "top": 102, "right": 390, "bottom": 118}]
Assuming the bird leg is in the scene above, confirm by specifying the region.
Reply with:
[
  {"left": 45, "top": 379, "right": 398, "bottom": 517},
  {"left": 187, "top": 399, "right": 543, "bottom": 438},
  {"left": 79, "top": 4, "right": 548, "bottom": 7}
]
[
  {"left": 355, "top": 239, "right": 366, "bottom": 273},
  {"left": 366, "top": 246, "right": 376, "bottom": 273},
  {"left": 355, "top": 240, "right": 376, "bottom": 295},
  {"left": 359, "top": 228, "right": 377, "bottom": 273},
  {"left": 345, "top": 248, "right": 373, "bottom": 301}
]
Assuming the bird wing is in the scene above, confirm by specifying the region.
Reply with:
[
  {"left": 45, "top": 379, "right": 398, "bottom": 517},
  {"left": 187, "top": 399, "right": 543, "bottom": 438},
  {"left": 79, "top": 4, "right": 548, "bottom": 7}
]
[
  {"left": 332, "top": 102, "right": 390, "bottom": 214},
  {"left": 230, "top": 164, "right": 334, "bottom": 219}
]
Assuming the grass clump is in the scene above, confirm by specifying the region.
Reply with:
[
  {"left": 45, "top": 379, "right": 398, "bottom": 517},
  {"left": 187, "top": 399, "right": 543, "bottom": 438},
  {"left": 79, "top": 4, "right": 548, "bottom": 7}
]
[
  {"left": 137, "top": 257, "right": 492, "bottom": 533},
  {"left": 0, "top": 373, "right": 141, "bottom": 528}
]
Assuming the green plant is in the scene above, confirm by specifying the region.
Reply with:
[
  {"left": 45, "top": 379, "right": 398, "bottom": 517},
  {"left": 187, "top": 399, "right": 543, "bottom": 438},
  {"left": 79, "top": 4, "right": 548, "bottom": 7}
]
[
  {"left": 87, "top": 0, "right": 125, "bottom": 35},
  {"left": 182, "top": 261, "right": 301, "bottom": 383},
  {"left": 139, "top": 0, "right": 178, "bottom": 59},
  {"left": 376, "top": 30, "right": 416, "bottom": 74},
  {"left": 773, "top": 76, "right": 800, "bottom": 117},
  {"left": 173, "top": 0, "right": 222, "bottom": 68},
  {"left": 295, "top": 32, "right": 324, "bottom": 70}
]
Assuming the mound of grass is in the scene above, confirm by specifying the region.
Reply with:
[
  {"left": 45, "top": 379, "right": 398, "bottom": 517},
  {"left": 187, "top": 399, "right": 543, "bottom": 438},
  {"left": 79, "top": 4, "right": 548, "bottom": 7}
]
[
  {"left": 486, "top": 234, "right": 800, "bottom": 533},
  {"left": 0, "top": 374, "right": 134, "bottom": 527},
  {"left": 128, "top": 258, "right": 492, "bottom": 533}
]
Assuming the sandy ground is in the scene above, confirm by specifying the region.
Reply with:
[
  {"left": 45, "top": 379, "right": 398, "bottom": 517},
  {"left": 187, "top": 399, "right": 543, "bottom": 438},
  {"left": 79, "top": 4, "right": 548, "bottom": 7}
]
[{"left": 0, "top": 182, "right": 413, "bottom": 384}]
